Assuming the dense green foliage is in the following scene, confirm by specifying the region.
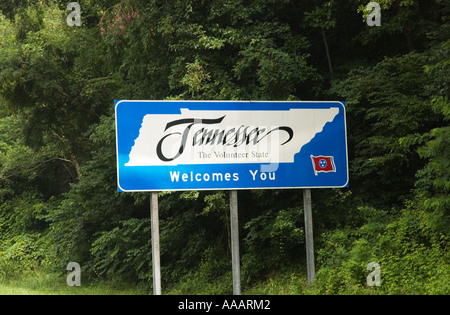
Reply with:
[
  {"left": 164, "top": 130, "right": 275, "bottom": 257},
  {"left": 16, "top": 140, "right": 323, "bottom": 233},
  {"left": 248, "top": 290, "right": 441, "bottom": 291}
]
[{"left": 0, "top": 0, "right": 449, "bottom": 294}]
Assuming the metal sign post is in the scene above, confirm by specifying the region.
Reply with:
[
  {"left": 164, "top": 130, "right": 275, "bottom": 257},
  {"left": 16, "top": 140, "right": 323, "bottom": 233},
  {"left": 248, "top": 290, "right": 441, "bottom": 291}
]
[
  {"left": 150, "top": 191, "right": 162, "bottom": 295},
  {"left": 303, "top": 189, "right": 315, "bottom": 284},
  {"left": 229, "top": 190, "right": 241, "bottom": 295}
]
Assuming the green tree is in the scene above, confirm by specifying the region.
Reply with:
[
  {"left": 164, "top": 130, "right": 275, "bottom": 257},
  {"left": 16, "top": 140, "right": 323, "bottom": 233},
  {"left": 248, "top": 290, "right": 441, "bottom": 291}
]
[{"left": 0, "top": 0, "right": 448, "bottom": 293}]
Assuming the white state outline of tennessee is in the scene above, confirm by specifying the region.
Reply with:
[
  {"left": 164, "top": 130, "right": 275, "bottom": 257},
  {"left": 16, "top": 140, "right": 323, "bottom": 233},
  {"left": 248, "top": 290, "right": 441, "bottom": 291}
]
[{"left": 125, "top": 107, "right": 339, "bottom": 166}]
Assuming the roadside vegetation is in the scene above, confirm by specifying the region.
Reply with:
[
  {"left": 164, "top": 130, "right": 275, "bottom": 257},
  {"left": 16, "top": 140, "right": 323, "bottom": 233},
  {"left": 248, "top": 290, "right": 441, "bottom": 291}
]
[{"left": 0, "top": 0, "right": 448, "bottom": 295}]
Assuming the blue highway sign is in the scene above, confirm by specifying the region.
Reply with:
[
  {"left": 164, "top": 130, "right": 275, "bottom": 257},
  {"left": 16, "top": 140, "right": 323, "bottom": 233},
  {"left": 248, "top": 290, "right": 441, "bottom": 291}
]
[{"left": 115, "top": 100, "right": 348, "bottom": 191}]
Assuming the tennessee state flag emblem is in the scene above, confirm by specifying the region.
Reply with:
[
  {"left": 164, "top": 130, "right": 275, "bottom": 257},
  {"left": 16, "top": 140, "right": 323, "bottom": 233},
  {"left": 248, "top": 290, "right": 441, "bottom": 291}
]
[{"left": 310, "top": 155, "right": 336, "bottom": 175}]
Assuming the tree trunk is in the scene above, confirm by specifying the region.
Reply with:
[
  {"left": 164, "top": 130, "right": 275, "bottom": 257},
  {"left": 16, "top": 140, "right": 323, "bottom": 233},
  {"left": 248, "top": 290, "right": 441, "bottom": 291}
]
[{"left": 321, "top": 28, "right": 333, "bottom": 75}]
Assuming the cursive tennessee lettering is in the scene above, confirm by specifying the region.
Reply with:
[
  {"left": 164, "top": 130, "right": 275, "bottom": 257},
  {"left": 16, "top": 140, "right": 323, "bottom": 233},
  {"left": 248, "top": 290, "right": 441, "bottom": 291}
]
[{"left": 156, "top": 116, "right": 293, "bottom": 162}]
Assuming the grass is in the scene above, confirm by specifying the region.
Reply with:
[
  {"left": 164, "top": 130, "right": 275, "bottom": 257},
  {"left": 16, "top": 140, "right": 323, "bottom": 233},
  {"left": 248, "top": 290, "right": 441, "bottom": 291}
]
[
  {"left": 1, "top": 269, "right": 312, "bottom": 295},
  {"left": 0, "top": 273, "right": 147, "bottom": 295},
  {"left": 163, "top": 265, "right": 314, "bottom": 295},
  {"left": 243, "top": 271, "right": 311, "bottom": 295}
]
